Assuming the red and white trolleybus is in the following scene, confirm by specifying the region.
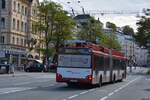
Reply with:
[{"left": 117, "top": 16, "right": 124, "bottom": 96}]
[{"left": 56, "top": 41, "right": 126, "bottom": 86}]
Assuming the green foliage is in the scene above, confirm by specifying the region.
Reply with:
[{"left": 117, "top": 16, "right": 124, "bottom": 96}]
[
  {"left": 77, "top": 17, "right": 121, "bottom": 50},
  {"left": 122, "top": 25, "right": 135, "bottom": 36},
  {"left": 106, "top": 22, "right": 117, "bottom": 31},
  {"left": 135, "top": 16, "right": 150, "bottom": 48},
  {"left": 97, "top": 30, "right": 122, "bottom": 51},
  {"left": 77, "top": 17, "right": 104, "bottom": 43},
  {"left": 35, "top": 0, "right": 76, "bottom": 63},
  {"left": 147, "top": 69, "right": 150, "bottom": 74}
]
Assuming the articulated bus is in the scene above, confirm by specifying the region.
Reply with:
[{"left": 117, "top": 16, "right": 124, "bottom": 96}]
[{"left": 56, "top": 42, "right": 126, "bottom": 86}]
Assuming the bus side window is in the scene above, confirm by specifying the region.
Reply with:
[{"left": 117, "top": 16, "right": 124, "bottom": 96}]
[
  {"left": 94, "top": 55, "right": 104, "bottom": 71},
  {"left": 104, "top": 57, "right": 109, "bottom": 70},
  {"left": 113, "top": 59, "right": 115, "bottom": 69}
]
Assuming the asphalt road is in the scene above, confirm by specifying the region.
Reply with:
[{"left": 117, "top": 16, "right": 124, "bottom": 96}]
[{"left": 0, "top": 68, "right": 150, "bottom": 100}]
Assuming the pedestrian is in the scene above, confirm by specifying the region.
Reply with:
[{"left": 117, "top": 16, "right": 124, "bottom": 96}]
[
  {"left": 23, "top": 63, "right": 26, "bottom": 72},
  {"left": 10, "top": 63, "right": 15, "bottom": 77}
]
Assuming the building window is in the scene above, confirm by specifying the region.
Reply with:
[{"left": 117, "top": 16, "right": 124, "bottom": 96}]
[
  {"left": 25, "top": 23, "right": 27, "bottom": 33},
  {"left": 24, "top": 39, "right": 26, "bottom": 46},
  {"left": 21, "top": 6, "right": 24, "bottom": 14},
  {"left": 18, "top": 3, "right": 20, "bottom": 12},
  {"left": 21, "top": 39, "right": 23, "bottom": 46},
  {"left": 1, "top": 17, "right": 5, "bottom": 28},
  {"left": 21, "top": 21, "right": 23, "bottom": 31},
  {"left": 17, "top": 20, "right": 20, "bottom": 31},
  {"left": 12, "top": 37, "right": 15, "bottom": 44},
  {"left": 0, "top": 36, "right": 5, "bottom": 43},
  {"left": 16, "top": 38, "right": 19, "bottom": 44},
  {"left": 33, "top": 9, "right": 36, "bottom": 16},
  {"left": 13, "top": 18, "right": 16, "bottom": 29},
  {"left": 13, "top": 1, "right": 16, "bottom": 11},
  {"left": 2, "top": 0, "right": 5, "bottom": 9},
  {"left": 25, "top": 7, "right": 28, "bottom": 16}
]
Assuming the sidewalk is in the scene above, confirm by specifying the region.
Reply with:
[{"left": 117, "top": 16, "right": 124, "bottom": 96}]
[{"left": 127, "top": 66, "right": 149, "bottom": 74}]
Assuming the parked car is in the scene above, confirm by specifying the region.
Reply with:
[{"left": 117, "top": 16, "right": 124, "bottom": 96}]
[
  {"left": 45, "top": 63, "right": 57, "bottom": 72},
  {"left": 25, "top": 63, "right": 45, "bottom": 72},
  {"left": 0, "top": 64, "right": 9, "bottom": 74}
]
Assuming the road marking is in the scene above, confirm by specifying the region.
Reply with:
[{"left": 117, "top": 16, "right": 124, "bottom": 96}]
[
  {"left": 100, "top": 77, "right": 141, "bottom": 100},
  {"left": 89, "top": 89, "right": 95, "bottom": 92},
  {"left": 42, "top": 84, "right": 55, "bottom": 88},
  {"left": 0, "top": 87, "right": 35, "bottom": 95},
  {"left": 79, "top": 91, "right": 89, "bottom": 95},
  {"left": 68, "top": 94, "right": 79, "bottom": 99},
  {"left": 108, "top": 92, "right": 114, "bottom": 96},
  {"left": 14, "top": 80, "right": 50, "bottom": 86},
  {"left": 49, "top": 84, "right": 55, "bottom": 86},
  {"left": 145, "top": 79, "right": 150, "bottom": 81},
  {"left": 114, "top": 89, "right": 119, "bottom": 93},
  {"left": 100, "top": 96, "right": 108, "bottom": 100},
  {"left": 15, "top": 82, "right": 32, "bottom": 86}
]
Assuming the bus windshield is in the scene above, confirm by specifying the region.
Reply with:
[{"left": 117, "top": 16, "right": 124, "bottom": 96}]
[{"left": 58, "top": 48, "right": 91, "bottom": 68}]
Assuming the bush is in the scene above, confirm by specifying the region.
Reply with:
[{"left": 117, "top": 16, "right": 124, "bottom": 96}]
[{"left": 147, "top": 70, "right": 150, "bottom": 74}]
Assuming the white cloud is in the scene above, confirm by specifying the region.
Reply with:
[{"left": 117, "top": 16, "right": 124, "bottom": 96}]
[{"left": 99, "top": 15, "right": 139, "bottom": 31}]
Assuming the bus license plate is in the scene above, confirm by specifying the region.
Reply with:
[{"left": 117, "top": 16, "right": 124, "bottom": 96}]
[{"left": 70, "top": 80, "right": 78, "bottom": 82}]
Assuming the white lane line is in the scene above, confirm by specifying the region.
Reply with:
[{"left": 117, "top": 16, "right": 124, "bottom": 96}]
[
  {"left": 100, "top": 77, "right": 141, "bottom": 100},
  {"left": 68, "top": 94, "right": 79, "bottom": 99},
  {"left": 66, "top": 88, "right": 95, "bottom": 99},
  {"left": 15, "top": 82, "right": 32, "bottom": 86},
  {"left": 145, "top": 79, "right": 150, "bottom": 81},
  {"left": 0, "top": 87, "right": 35, "bottom": 95},
  {"left": 79, "top": 91, "right": 89, "bottom": 95},
  {"left": 49, "top": 84, "right": 55, "bottom": 86},
  {"left": 108, "top": 92, "right": 114, "bottom": 96},
  {"left": 14, "top": 80, "right": 50, "bottom": 86},
  {"left": 42, "top": 84, "right": 55, "bottom": 88},
  {"left": 100, "top": 96, "right": 108, "bottom": 100},
  {"left": 114, "top": 89, "right": 119, "bottom": 93},
  {"left": 89, "top": 89, "right": 95, "bottom": 92}
]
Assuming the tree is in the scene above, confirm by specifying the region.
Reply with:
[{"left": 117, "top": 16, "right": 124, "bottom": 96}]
[
  {"left": 77, "top": 17, "right": 104, "bottom": 43},
  {"left": 53, "top": 9, "right": 76, "bottom": 52},
  {"left": 77, "top": 17, "right": 121, "bottom": 50},
  {"left": 36, "top": 0, "right": 75, "bottom": 63},
  {"left": 97, "top": 30, "right": 122, "bottom": 50},
  {"left": 106, "top": 22, "right": 117, "bottom": 31},
  {"left": 134, "top": 9, "right": 150, "bottom": 48},
  {"left": 122, "top": 25, "right": 135, "bottom": 36}
]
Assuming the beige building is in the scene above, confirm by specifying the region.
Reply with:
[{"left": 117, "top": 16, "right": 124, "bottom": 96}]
[{"left": 0, "top": 0, "right": 41, "bottom": 67}]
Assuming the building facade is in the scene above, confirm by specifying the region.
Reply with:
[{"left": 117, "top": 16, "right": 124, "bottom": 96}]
[
  {"left": 0, "top": 0, "right": 40, "bottom": 67},
  {"left": 116, "top": 32, "right": 148, "bottom": 66}
]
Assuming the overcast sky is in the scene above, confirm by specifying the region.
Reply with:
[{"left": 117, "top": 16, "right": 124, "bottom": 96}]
[{"left": 39, "top": 0, "right": 150, "bottom": 31}]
